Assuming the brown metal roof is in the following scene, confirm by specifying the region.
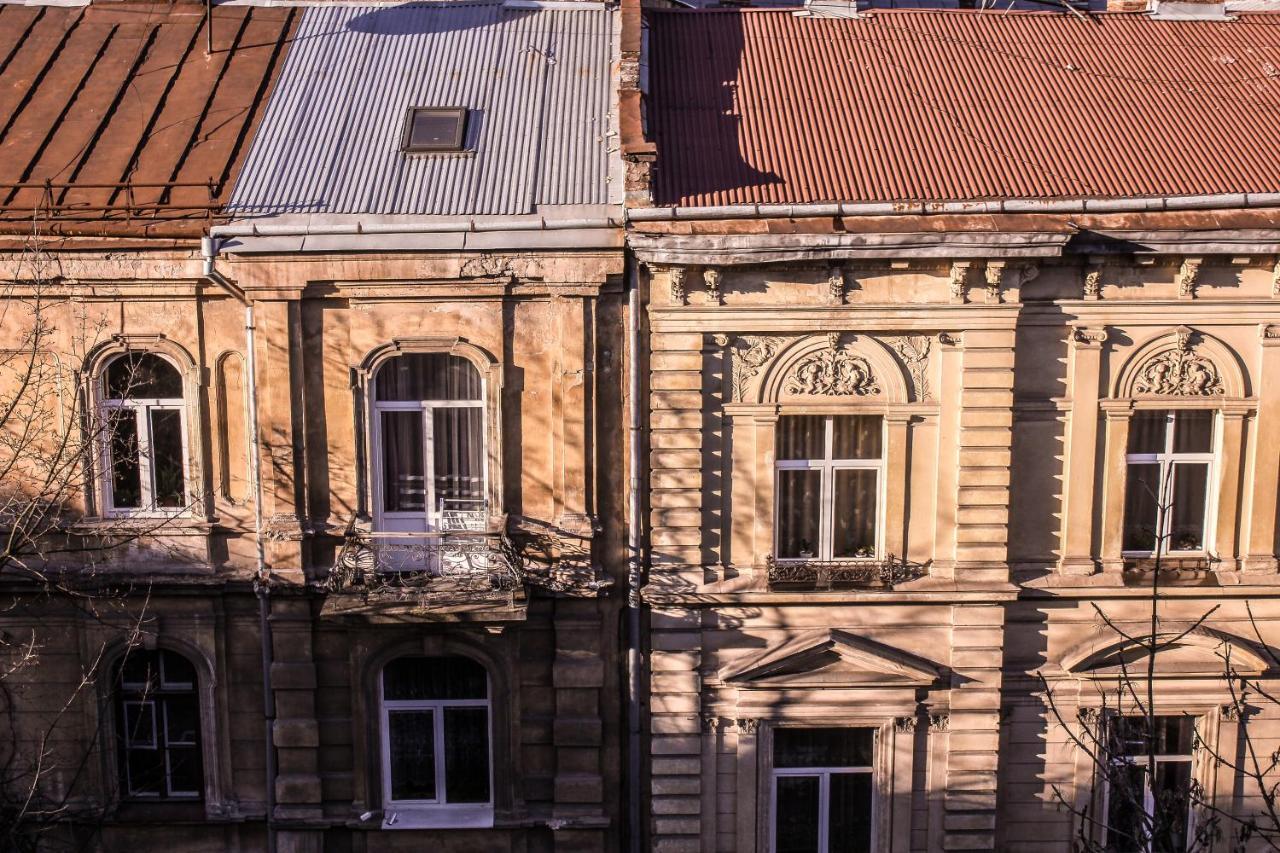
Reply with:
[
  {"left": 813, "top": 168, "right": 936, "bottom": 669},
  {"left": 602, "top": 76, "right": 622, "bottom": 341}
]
[
  {"left": 0, "top": 3, "right": 296, "bottom": 238},
  {"left": 646, "top": 9, "right": 1280, "bottom": 207}
]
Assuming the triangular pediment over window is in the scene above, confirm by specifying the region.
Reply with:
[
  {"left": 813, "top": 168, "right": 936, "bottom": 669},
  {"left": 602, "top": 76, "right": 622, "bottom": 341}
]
[{"left": 720, "top": 629, "right": 943, "bottom": 689}]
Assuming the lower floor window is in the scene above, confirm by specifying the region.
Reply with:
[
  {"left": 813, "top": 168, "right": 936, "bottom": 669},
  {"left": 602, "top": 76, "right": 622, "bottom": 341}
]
[
  {"left": 116, "top": 650, "right": 202, "bottom": 799},
  {"left": 772, "top": 727, "right": 874, "bottom": 853},
  {"left": 381, "top": 656, "right": 493, "bottom": 827},
  {"left": 1105, "top": 715, "right": 1195, "bottom": 853}
]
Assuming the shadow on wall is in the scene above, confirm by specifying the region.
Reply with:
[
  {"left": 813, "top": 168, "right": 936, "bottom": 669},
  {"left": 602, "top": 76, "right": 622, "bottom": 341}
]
[{"left": 646, "top": 11, "right": 783, "bottom": 206}]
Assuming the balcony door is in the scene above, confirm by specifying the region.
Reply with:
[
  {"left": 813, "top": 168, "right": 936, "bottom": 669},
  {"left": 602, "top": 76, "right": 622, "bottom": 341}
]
[{"left": 373, "top": 354, "right": 486, "bottom": 540}]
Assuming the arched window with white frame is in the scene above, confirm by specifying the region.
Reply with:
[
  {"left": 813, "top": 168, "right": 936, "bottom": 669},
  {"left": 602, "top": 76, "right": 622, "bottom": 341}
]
[
  {"left": 100, "top": 352, "right": 190, "bottom": 514},
  {"left": 372, "top": 354, "right": 486, "bottom": 534},
  {"left": 379, "top": 655, "right": 493, "bottom": 828}
]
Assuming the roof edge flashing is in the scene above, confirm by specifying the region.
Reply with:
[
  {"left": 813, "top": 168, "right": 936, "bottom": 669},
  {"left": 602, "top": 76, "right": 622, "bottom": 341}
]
[{"left": 627, "top": 193, "right": 1280, "bottom": 222}]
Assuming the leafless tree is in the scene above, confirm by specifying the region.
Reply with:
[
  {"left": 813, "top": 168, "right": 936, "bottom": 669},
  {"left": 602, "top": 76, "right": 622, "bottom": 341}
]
[{"left": 1039, "top": 470, "right": 1280, "bottom": 852}]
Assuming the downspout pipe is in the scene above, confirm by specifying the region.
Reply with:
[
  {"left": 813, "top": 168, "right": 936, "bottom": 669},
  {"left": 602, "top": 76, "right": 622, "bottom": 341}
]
[
  {"left": 625, "top": 257, "right": 645, "bottom": 853},
  {"left": 202, "top": 236, "right": 276, "bottom": 853}
]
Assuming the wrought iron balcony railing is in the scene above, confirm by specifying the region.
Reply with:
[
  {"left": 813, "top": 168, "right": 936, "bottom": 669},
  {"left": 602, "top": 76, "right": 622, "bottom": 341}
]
[
  {"left": 327, "top": 530, "right": 523, "bottom": 609},
  {"left": 766, "top": 554, "right": 926, "bottom": 590}
]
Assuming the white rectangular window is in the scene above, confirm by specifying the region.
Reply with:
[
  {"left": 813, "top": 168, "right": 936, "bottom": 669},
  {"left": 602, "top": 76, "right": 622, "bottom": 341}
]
[
  {"left": 1105, "top": 715, "right": 1195, "bottom": 853},
  {"left": 1123, "top": 410, "right": 1214, "bottom": 555},
  {"left": 101, "top": 353, "right": 189, "bottom": 514},
  {"left": 771, "top": 727, "right": 875, "bottom": 853},
  {"left": 775, "top": 415, "right": 883, "bottom": 561}
]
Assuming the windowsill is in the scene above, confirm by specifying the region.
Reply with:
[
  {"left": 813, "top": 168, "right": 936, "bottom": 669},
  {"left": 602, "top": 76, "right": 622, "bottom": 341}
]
[
  {"left": 382, "top": 804, "right": 494, "bottom": 830},
  {"left": 70, "top": 516, "right": 211, "bottom": 535},
  {"left": 112, "top": 799, "right": 206, "bottom": 822}
]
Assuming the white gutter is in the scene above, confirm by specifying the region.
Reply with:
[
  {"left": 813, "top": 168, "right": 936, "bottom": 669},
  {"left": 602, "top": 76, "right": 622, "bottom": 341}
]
[
  {"left": 211, "top": 216, "right": 622, "bottom": 238},
  {"left": 625, "top": 193, "right": 1280, "bottom": 222}
]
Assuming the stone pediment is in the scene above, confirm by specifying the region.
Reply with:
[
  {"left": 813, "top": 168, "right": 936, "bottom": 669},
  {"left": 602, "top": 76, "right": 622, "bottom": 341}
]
[
  {"left": 1063, "top": 624, "right": 1271, "bottom": 678},
  {"left": 721, "top": 629, "right": 943, "bottom": 689}
]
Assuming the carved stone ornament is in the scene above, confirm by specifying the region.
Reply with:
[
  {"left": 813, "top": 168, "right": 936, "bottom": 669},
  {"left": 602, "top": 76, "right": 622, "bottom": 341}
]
[
  {"left": 1077, "top": 707, "right": 1100, "bottom": 726},
  {"left": 929, "top": 713, "right": 950, "bottom": 732},
  {"left": 1083, "top": 267, "right": 1102, "bottom": 300},
  {"left": 949, "top": 261, "right": 971, "bottom": 304},
  {"left": 703, "top": 267, "right": 723, "bottom": 305},
  {"left": 895, "top": 716, "right": 918, "bottom": 734},
  {"left": 1133, "top": 329, "right": 1224, "bottom": 397},
  {"left": 1178, "top": 257, "right": 1202, "bottom": 299},
  {"left": 669, "top": 267, "right": 687, "bottom": 306},
  {"left": 784, "top": 338, "right": 881, "bottom": 397},
  {"left": 730, "top": 335, "right": 789, "bottom": 402},
  {"left": 736, "top": 718, "right": 759, "bottom": 735},
  {"left": 887, "top": 335, "right": 931, "bottom": 401},
  {"left": 1221, "top": 702, "right": 1243, "bottom": 722},
  {"left": 985, "top": 261, "right": 1005, "bottom": 303},
  {"left": 1072, "top": 327, "right": 1108, "bottom": 347},
  {"left": 827, "top": 263, "right": 847, "bottom": 305},
  {"left": 1273, "top": 258, "right": 1280, "bottom": 296}
]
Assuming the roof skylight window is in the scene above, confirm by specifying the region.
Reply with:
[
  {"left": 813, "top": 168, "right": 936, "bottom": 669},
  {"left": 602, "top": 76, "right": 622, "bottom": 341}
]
[{"left": 401, "top": 106, "right": 468, "bottom": 153}]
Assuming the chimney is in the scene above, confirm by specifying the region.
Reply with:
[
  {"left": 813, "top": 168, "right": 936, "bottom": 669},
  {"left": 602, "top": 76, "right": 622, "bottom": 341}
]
[{"left": 1150, "top": 0, "right": 1231, "bottom": 19}]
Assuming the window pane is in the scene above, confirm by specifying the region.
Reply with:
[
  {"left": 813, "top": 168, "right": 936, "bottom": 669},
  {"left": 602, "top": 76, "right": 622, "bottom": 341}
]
[
  {"left": 166, "top": 745, "right": 202, "bottom": 796},
  {"left": 106, "top": 353, "right": 183, "bottom": 399},
  {"left": 1106, "top": 762, "right": 1148, "bottom": 853},
  {"left": 444, "top": 707, "right": 490, "bottom": 804},
  {"left": 1111, "top": 716, "right": 1194, "bottom": 757},
  {"left": 108, "top": 410, "right": 142, "bottom": 509},
  {"left": 1169, "top": 464, "right": 1208, "bottom": 552},
  {"left": 1172, "top": 410, "right": 1213, "bottom": 454},
  {"left": 777, "top": 415, "right": 826, "bottom": 461},
  {"left": 383, "top": 656, "right": 488, "bottom": 701},
  {"left": 828, "top": 772, "right": 874, "bottom": 853},
  {"left": 1123, "top": 463, "right": 1161, "bottom": 552},
  {"left": 832, "top": 469, "right": 877, "bottom": 558},
  {"left": 387, "top": 710, "right": 436, "bottom": 801},
  {"left": 124, "top": 701, "right": 156, "bottom": 748},
  {"left": 777, "top": 470, "right": 822, "bottom": 559},
  {"left": 433, "top": 408, "right": 485, "bottom": 511},
  {"left": 1152, "top": 760, "right": 1192, "bottom": 853},
  {"left": 831, "top": 416, "right": 882, "bottom": 460},
  {"left": 1128, "top": 410, "right": 1168, "bottom": 455},
  {"left": 375, "top": 354, "right": 482, "bottom": 402},
  {"left": 149, "top": 409, "right": 186, "bottom": 508},
  {"left": 774, "top": 775, "right": 820, "bottom": 853},
  {"left": 381, "top": 411, "right": 424, "bottom": 512},
  {"left": 774, "top": 728, "right": 874, "bottom": 768},
  {"left": 164, "top": 696, "right": 200, "bottom": 745},
  {"left": 160, "top": 651, "right": 197, "bottom": 688},
  {"left": 126, "top": 748, "right": 165, "bottom": 796},
  {"left": 121, "top": 652, "right": 159, "bottom": 688}
]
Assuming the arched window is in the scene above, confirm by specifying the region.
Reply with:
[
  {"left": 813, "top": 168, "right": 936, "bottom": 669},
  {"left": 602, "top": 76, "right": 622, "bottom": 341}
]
[
  {"left": 379, "top": 655, "right": 493, "bottom": 828},
  {"left": 372, "top": 354, "right": 485, "bottom": 533},
  {"left": 115, "top": 649, "right": 203, "bottom": 799},
  {"left": 100, "top": 353, "right": 189, "bottom": 513}
]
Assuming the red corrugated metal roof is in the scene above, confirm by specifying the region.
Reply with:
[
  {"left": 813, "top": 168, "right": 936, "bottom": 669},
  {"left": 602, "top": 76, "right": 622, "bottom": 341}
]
[
  {"left": 0, "top": 3, "right": 296, "bottom": 238},
  {"left": 646, "top": 9, "right": 1280, "bottom": 207}
]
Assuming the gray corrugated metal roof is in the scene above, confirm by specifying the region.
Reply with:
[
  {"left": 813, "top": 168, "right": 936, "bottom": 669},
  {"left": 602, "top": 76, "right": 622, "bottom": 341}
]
[{"left": 228, "top": 2, "right": 616, "bottom": 217}]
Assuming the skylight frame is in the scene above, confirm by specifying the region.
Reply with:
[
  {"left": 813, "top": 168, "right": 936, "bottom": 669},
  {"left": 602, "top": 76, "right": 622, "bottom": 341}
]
[{"left": 400, "top": 106, "right": 469, "bottom": 154}]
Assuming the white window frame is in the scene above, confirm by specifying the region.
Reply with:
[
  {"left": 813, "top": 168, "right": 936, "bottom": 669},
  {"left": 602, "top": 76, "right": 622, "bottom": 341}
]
[
  {"left": 1103, "top": 716, "right": 1197, "bottom": 853},
  {"left": 1122, "top": 410, "right": 1216, "bottom": 558},
  {"left": 769, "top": 734, "right": 877, "bottom": 853},
  {"left": 378, "top": 666, "right": 494, "bottom": 829},
  {"left": 99, "top": 355, "right": 190, "bottom": 517},
  {"left": 370, "top": 367, "right": 487, "bottom": 534},
  {"left": 118, "top": 652, "right": 202, "bottom": 800},
  {"left": 774, "top": 414, "right": 885, "bottom": 562}
]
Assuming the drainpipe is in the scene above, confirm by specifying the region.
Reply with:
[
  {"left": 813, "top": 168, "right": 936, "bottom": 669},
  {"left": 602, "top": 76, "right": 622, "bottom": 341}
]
[
  {"left": 625, "top": 258, "right": 645, "bottom": 853},
  {"left": 202, "top": 236, "right": 276, "bottom": 853}
]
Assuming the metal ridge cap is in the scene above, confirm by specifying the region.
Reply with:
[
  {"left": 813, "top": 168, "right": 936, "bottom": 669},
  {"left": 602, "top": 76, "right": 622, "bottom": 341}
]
[{"left": 626, "top": 193, "right": 1280, "bottom": 221}]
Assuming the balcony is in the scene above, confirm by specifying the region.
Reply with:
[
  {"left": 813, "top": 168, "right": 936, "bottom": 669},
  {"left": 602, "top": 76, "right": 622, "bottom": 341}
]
[
  {"left": 323, "top": 530, "right": 525, "bottom": 621},
  {"left": 766, "top": 554, "right": 926, "bottom": 591}
]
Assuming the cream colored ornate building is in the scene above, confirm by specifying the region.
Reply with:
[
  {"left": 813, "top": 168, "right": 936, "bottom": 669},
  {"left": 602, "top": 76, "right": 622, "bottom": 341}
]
[{"left": 622, "top": 4, "right": 1280, "bottom": 852}]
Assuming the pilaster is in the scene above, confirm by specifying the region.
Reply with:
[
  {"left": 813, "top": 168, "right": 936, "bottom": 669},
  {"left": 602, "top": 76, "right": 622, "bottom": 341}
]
[{"left": 1059, "top": 327, "right": 1108, "bottom": 575}]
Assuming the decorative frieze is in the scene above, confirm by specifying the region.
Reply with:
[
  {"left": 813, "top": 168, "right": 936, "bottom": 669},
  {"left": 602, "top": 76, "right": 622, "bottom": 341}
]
[
  {"left": 784, "top": 337, "right": 880, "bottom": 397},
  {"left": 886, "top": 335, "right": 932, "bottom": 401},
  {"left": 730, "top": 335, "right": 789, "bottom": 401},
  {"left": 1133, "top": 328, "right": 1224, "bottom": 396}
]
